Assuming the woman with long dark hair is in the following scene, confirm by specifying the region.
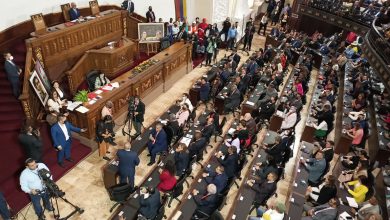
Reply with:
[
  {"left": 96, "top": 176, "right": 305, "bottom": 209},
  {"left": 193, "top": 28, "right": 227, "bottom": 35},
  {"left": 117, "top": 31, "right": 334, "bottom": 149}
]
[{"left": 157, "top": 160, "right": 177, "bottom": 192}]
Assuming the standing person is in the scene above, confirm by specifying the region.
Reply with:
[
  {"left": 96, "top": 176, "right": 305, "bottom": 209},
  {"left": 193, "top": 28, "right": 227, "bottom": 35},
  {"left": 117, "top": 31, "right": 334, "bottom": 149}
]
[
  {"left": 220, "top": 17, "right": 232, "bottom": 42},
  {"left": 131, "top": 96, "right": 145, "bottom": 137},
  {"left": 19, "top": 159, "right": 53, "bottom": 220},
  {"left": 205, "top": 36, "right": 217, "bottom": 66},
  {"left": 50, "top": 114, "right": 86, "bottom": 168},
  {"left": 199, "top": 77, "right": 210, "bottom": 103},
  {"left": 227, "top": 26, "right": 238, "bottom": 50},
  {"left": 96, "top": 115, "right": 116, "bottom": 160},
  {"left": 3, "top": 52, "right": 21, "bottom": 98},
  {"left": 19, "top": 123, "right": 43, "bottom": 162},
  {"left": 116, "top": 142, "right": 140, "bottom": 187},
  {"left": 101, "top": 100, "right": 113, "bottom": 118},
  {"left": 147, "top": 123, "right": 168, "bottom": 166},
  {"left": 0, "top": 192, "right": 11, "bottom": 220},
  {"left": 146, "top": 6, "right": 156, "bottom": 22},
  {"left": 121, "top": 0, "right": 134, "bottom": 13},
  {"left": 174, "top": 143, "right": 190, "bottom": 177},
  {"left": 243, "top": 24, "right": 256, "bottom": 51}
]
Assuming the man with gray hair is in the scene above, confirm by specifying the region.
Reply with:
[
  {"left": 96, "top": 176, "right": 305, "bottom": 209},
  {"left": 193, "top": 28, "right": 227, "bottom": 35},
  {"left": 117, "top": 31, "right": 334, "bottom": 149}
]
[
  {"left": 192, "top": 184, "right": 218, "bottom": 216},
  {"left": 116, "top": 142, "right": 140, "bottom": 187}
]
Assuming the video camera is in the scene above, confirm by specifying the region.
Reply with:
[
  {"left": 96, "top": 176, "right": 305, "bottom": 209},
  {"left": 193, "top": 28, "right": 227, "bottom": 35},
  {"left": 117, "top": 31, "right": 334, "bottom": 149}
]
[{"left": 38, "top": 168, "right": 65, "bottom": 198}]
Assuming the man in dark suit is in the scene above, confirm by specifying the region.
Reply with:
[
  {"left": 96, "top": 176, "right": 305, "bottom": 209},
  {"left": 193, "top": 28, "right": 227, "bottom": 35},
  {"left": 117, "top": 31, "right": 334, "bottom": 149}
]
[
  {"left": 0, "top": 192, "right": 11, "bottom": 220},
  {"left": 264, "top": 135, "right": 286, "bottom": 164},
  {"left": 146, "top": 6, "right": 156, "bottom": 22},
  {"left": 176, "top": 26, "right": 188, "bottom": 41},
  {"left": 203, "top": 165, "right": 228, "bottom": 193},
  {"left": 174, "top": 143, "right": 190, "bottom": 176},
  {"left": 223, "top": 84, "right": 241, "bottom": 113},
  {"left": 147, "top": 123, "right": 168, "bottom": 166},
  {"left": 18, "top": 123, "right": 43, "bottom": 162},
  {"left": 116, "top": 142, "right": 139, "bottom": 187},
  {"left": 138, "top": 187, "right": 161, "bottom": 219},
  {"left": 217, "top": 146, "right": 239, "bottom": 179},
  {"left": 201, "top": 118, "right": 215, "bottom": 142},
  {"left": 189, "top": 131, "right": 207, "bottom": 159},
  {"left": 192, "top": 184, "right": 218, "bottom": 216},
  {"left": 51, "top": 114, "right": 86, "bottom": 168},
  {"left": 121, "top": 0, "right": 134, "bottom": 13},
  {"left": 69, "top": 2, "right": 81, "bottom": 20},
  {"left": 302, "top": 197, "right": 338, "bottom": 220},
  {"left": 247, "top": 172, "right": 277, "bottom": 206},
  {"left": 3, "top": 52, "right": 21, "bottom": 97},
  {"left": 228, "top": 50, "right": 241, "bottom": 72},
  {"left": 199, "top": 77, "right": 210, "bottom": 103},
  {"left": 131, "top": 96, "right": 145, "bottom": 137},
  {"left": 258, "top": 96, "right": 277, "bottom": 121}
]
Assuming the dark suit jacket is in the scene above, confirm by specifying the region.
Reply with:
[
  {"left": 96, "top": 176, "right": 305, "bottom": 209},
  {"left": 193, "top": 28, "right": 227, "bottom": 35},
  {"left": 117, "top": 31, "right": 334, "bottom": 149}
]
[
  {"left": 69, "top": 8, "right": 81, "bottom": 20},
  {"left": 117, "top": 149, "right": 139, "bottom": 177},
  {"left": 265, "top": 142, "right": 286, "bottom": 164},
  {"left": 193, "top": 193, "right": 218, "bottom": 215},
  {"left": 134, "top": 101, "right": 145, "bottom": 122},
  {"left": 51, "top": 122, "right": 81, "bottom": 148},
  {"left": 201, "top": 124, "right": 215, "bottom": 141},
  {"left": 4, "top": 61, "right": 20, "bottom": 81},
  {"left": 217, "top": 153, "right": 239, "bottom": 178},
  {"left": 311, "top": 203, "right": 337, "bottom": 220},
  {"left": 139, "top": 191, "right": 161, "bottom": 219},
  {"left": 251, "top": 180, "right": 276, "bottom": 204},
  {"left": 18, "top": 133, "right": 42, "bottom": 161},
  {"left": 174, "top": 151, "right": 190, "bottom": 176},
  {"left": 146, "top": 10, "right": 156, "bottom": 22},
  {"left": 189, "top": 137, "right": 207, "bottom": 159},
  {"left": 148, "top": 129, "right": 168, "bottom": 152},
  {"left": 199, "top": 83, "right": 210, "bottom": 101},
  {"left": 121, "top": 0, "right": 134, "bottom": 13},
  {"left": 176, "top": 30, "right": 188, "bottom": 41},
  {"left": 225, "top": 89, "right": 241, "bottom": 110},
  {"left": 205, "top": 171, "right": 228, "bottom": 193}
]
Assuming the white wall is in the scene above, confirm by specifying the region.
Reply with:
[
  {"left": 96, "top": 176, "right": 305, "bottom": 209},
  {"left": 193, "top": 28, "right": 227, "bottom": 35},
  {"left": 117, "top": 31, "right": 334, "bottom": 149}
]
[{"left": 0, "top": 0, "right": 175, "bottom": 31}]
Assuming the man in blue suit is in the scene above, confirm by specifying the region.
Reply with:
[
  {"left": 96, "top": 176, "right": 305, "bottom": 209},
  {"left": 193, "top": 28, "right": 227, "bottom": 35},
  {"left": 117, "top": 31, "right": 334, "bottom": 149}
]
[
  {"left": 3, "top": 52, "right": 21, "bottom": 98},
  {"left": 69, "top": 2, "right": 81, "bottom": 21},
  {"left": 199, "top": 77, "right": 210, "bottom": 103},
  {"left": 203, "top": 165, "right": 228, "bottom": 193},
  {"left": 51, "top": 114, "right": 86, "bottom": 168},
  {"left": 147, "top": 123, "right": 167, "bottom": 166},
  {"left": 116, "top": 142, "right": 139, "bottom": 187},
  {"left": 217, "top": 146, "right": 239, "bottom": 179},
  {"left": 138, "top": 187, "right": 161, "bottom": 219}
]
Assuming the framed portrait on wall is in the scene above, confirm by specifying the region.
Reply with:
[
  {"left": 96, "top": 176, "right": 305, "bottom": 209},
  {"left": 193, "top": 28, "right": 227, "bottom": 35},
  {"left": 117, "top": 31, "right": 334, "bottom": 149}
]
[
  {"left": 35, "top": 60, "right": 51, "bottom": 91},
  {"left": 138, "top": 23, "right": 165, "bottom": 43},
  {"left": 29, "top": 70, "right": 49, "bottom": 106}
]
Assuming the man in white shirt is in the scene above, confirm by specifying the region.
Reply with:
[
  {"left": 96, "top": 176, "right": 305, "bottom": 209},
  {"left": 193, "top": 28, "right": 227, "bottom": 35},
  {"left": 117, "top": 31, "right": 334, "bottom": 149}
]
[
  {"left": 224, "top": 134, "right": 241, "bottom": 153},
  {"left": 280, "top": 106, "right": 297, "bottom": 130},
  {"left": 19, "top": 158, "right": 53, "bottom": 220}
]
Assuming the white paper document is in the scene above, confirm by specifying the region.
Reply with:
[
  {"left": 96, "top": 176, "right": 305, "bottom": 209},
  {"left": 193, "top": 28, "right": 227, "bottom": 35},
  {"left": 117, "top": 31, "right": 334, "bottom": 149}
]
[
  {"left": 246, "top": 101, "right": 255, "bottom": 106},
  {"left": 94, "top": 90, "right": 103, "bottom": 94},
  {"left": 76, "top": 106, "right": 89, "bottom": 113},
  {"left": 102, "top": 85, "right": 113, "bottom": 91},
  {"left": 180, "top": 137, "right": 192, "bottom": 146},
  {"left": 346, "top": 196, "right": 358, "bottom": 208},
  {"left": 111, "top": 82, "right": 120, "bottom": 88},
  {"left": 228, "top": 128, "right": 236, "bottom": 135},
  {"left": 67, "top": 101, "right": 82, "bottom": 111}
]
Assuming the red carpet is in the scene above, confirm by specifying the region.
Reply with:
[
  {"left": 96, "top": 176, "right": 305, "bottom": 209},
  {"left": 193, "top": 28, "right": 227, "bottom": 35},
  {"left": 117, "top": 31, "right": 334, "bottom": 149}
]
[
  {"left": 192, "top": 54, "right": 204, "bottom": 68},
  {"left": 0, "top": 41, "right": 92, "bottom": 214}
]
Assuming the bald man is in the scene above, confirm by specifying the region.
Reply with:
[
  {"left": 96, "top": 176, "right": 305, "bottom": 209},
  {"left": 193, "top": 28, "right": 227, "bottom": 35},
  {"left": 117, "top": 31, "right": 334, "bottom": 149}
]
[{"left": 117, "top": 142, "right": 140, "bottom": 187}]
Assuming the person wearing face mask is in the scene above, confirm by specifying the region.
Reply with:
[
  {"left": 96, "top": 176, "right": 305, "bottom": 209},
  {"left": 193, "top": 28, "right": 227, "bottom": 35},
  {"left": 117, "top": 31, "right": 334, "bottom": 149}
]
[
  {"left": 146, "top": 6, "right": 156, "bottom": 23},
  {"left": 3, "top": 52, "right": 22, "bottom": 98},
  {"left": 205, "top": 36, "right": 217, "bottom": 66},
  {"left": 179, "top": 93, "right": 193, "bottom": 112},
  {"left": 51, "top": 114, "right": 87, "bottom": 168},
  {"left": 19, "top": 158, "right": 53, "bottom": 220}
]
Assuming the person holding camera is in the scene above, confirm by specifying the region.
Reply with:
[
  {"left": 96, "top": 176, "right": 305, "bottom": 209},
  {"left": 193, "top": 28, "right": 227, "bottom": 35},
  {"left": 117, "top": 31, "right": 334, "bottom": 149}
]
[
  {"left": 131, "top": 96, "right": 145, "bottom": 138},
  {"left": 51, "top": 114, "right": 87, "bottom": 168},
  {"left": 19, "top": 158, "right": 53, "bottom": 220},
  {"left": 18, "top": 122, "right": 43, "bottom": 162},
  {"left": 138, "top": 187, "right": 161, "bottom": 219}
]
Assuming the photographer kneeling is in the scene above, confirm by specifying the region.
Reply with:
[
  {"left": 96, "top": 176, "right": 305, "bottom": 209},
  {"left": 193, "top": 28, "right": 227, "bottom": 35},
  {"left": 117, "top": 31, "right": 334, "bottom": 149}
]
[{"left": 19, "top": 158, "right": 53, "bottom": 220}]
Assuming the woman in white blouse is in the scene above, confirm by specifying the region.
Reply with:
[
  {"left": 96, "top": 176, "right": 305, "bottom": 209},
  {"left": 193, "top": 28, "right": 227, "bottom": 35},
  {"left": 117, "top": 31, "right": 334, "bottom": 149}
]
[
  {"left": 52, "top": 81, "right": 66, "bottom": 99},
  {"left": 175, "top": 104, "right": 190, "bottom": 126},
  {"left": 179, "top": 93, "right": 193, "bottom": 112},
  {"left": 47, "top": 90, "right": 66, "bottom": 113}
]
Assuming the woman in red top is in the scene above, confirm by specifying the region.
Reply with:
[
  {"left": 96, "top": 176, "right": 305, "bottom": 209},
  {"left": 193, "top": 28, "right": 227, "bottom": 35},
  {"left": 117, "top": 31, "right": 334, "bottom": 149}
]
[
  {"left": 347, "top": 123, "right": 364, "bottom": 146},
  {"left": 157, "top": 160, "right": 177, "bottom": 192},
  {"left": 294, "top": 79, "right": 304, "bottom": 96}
]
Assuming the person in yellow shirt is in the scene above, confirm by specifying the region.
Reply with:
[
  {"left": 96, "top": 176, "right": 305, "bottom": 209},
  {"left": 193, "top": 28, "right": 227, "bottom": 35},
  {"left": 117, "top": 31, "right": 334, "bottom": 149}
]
[{"left": 344, "top": 176, "right": 369, "bottom": 204}]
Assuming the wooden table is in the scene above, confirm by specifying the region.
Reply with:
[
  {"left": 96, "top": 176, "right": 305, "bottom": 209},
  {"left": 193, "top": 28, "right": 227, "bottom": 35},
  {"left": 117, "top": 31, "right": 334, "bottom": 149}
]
[{"left": 71, "top": 42, "right": 192, "bottom": 139}]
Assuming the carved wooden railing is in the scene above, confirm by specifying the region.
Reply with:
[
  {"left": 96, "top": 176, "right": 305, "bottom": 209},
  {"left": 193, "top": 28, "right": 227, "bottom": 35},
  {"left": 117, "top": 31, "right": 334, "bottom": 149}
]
[{"left": 19, "top": 45, "right": 42, "bottom": 123}]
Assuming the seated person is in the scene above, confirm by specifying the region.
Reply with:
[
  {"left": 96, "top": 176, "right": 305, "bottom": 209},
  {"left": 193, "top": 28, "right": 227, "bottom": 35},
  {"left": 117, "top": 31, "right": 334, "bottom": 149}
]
[
  {"left": 52, "top": 80, "right": 66, "bottom": 99},
  {"left": 147, "top": 123, "right": 168, "bottom": 166},
  {"left": 188, "top": 130, "right": 207, "bottom": 159},
  {"left": 258, "top": 96, "right": 277, "bottom": 121},
  {"left": 138, "top": 186, "right": 161, "bottom": 219},
  {"left": 242, "top": 113, "right": 257, "bottom": 136},
  {"left": 341, "top": 150, "right": 369, "bottom": 170},
  {"left": 201, "top": 117, "right": 215, "bottom": 141},
  {"left": 157, "top": 160, "right": 177, "bottom": 192},
  {"left": 203, "top": 165, "right": 228, "bottom": 193},
  {"left": 223, "top": 84, "right": 241, "bottom": 113},
  {"left": 175, "top": 104, "right": 190, "bottom": 126},
  {"left": 280, "top": 106, "right": 297, "bottom": 130},
  {"left": 257, "top": 84, "right": 278, "bottom": 105},
  {"left": 248, "top": 201, "right": 285, "bottom": 220},
  {"left": 321, "top": 140, "right": 334, "bottom": 163},
  {"left": 47, "top": 90, "right": 67, "bottom": 113},
  {"left": 191, "top": 184, "right": 218, "bottom": 217},
  {"left": 96, "top": 115, "right": 116, "bottom": 160},
  {"left": 351, "top": 196, "right": 380, "bottom": 220},
  {"left": 347, "top": 122, "right": 364, "bottom": 148},
  {"left": 253, "top": 155, "right": 279, "bottom": 181},
  {"left": 310, "top": 120, "right": 328, "bottom": 139},
  {"left": 216, "top": 146, "right": 239, "bottom": 179},
  {"left": 352, "top": 93, "right": 367, "bottom": 111},
  {"left": 174, "top": 143, "right": 190, "bottom": 177},
  {"left": 94, "top": 71, "right": 110, "bottom": 89},
  {"left": 69, "top": 2, "right": 82, "bottom": 21},
  {"left": 179, "top": 93, "right": 194, "bottom": 112},
  {"left": 302, "top": 197, "right": 338, "bottom": 220},
  {"left": 246, "top": 172, "right": 278, "bottom": 207},
  {"left": 263, "top": 136, "right": 286, "bottom": 164},
  {"left": 300, "top": 151, "right": 326, "bottom": 186},
  {"left": 348, "top": 110, "right": 366, "bottom": 121},
  {"left": 237, "top": 120, "right": 250, "bottom": 146},
  {"left": 344, "top": 176, "right": 369, "bottom": 204},
  {"left": 306, "top": 175, "right": 337, "bottom": 205},
  {"left": 224, "top": 133, "right": 241, "bottom": 153},
  {"left": 167, "top": 113, "right": 180, "bottom": 136}
]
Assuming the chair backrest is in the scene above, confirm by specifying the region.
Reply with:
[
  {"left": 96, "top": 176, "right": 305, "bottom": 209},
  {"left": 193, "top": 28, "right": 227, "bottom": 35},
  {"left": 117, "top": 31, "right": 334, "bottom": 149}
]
[
  {"left": 89, "top": 0, "right": 100, "bottom": 15},
  {"left": 61, "top": 3, "right": 71, "bottom": 22},
  {"left": 153, "top": 195, "right": 168, "bottom": 220},
  {"left": 218, "top": 116, "right": 227, "bottom": 134},
  {"left": 163, "top": 125, "right": 174, "bottom": 146},
  {"left": 172, "top": 175, "right": 186, "bottom": 197},
  {"left": 160, "top": 37, "right": 170, "bottom": 51},
  {"left": 31, "top": 13, "right": 47, "bottom": 35},
  {"left": 86, "top": 69, "right": 101, "bottom": 91},
  {"left": 210, "top": 210, "right": 224, "bottom": 220},
  {"left": 108, "top": 183, "right": 134, "bottom": 202}
]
